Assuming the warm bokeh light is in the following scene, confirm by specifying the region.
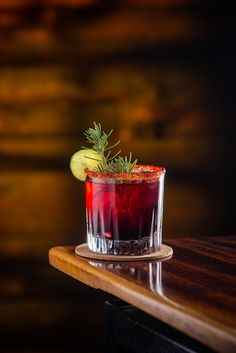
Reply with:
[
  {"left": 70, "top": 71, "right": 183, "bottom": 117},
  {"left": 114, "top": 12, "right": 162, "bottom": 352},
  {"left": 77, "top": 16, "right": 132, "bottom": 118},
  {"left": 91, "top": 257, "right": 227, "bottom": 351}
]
[{"left": 0, "top": 1, "right": 235, "bottom": 353}]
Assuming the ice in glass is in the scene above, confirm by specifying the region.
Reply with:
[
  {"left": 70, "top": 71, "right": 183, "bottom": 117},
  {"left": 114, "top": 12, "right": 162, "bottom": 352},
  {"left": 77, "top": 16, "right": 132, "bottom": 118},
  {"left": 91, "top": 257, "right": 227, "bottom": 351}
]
[{"left": 85, "top": 165, "right": 165, "bottom": 255}]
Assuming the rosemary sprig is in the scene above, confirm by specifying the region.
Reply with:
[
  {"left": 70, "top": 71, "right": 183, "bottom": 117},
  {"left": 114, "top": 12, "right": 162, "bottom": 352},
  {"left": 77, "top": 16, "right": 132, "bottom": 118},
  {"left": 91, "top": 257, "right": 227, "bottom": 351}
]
[
  {"left": 82, "top": 122, "right": 137, "bottom": 173},
  {"left": 108, "top": 153, "right": 138, "bottom": 174}
]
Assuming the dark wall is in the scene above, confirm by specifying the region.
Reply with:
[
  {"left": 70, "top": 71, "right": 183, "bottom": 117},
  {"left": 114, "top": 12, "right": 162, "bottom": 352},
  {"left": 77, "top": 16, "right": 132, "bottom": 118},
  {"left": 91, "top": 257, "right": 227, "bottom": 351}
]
[{"left": 0, "top": 1, "right": 235, "bottom": 352}]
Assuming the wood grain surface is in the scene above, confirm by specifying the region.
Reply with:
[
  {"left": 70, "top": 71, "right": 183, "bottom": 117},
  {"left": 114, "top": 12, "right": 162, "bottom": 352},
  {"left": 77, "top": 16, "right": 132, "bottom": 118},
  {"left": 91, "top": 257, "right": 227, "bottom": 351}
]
[{"left": 49, "top": 236, "right": 236, "bottom": 353}]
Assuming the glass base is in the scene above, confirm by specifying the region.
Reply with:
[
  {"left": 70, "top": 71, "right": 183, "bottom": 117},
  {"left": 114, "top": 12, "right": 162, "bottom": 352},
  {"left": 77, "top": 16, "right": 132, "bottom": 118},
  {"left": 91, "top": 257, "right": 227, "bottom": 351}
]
[{"left": 87, "top": 232, "right": 160, "bottom": 255}]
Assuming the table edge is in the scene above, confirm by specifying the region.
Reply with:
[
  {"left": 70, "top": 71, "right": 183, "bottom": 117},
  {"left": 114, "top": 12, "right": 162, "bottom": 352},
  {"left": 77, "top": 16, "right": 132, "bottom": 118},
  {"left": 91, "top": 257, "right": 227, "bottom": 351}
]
[{"left": 49, "top": 245, "right": 236, "bottom": 353}]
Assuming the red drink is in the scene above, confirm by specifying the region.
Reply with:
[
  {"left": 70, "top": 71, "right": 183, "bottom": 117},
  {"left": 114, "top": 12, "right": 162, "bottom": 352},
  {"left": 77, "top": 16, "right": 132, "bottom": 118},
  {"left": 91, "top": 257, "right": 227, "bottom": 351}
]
[{"left": 85, "top": 165, "right": 165, "bottom": 255}]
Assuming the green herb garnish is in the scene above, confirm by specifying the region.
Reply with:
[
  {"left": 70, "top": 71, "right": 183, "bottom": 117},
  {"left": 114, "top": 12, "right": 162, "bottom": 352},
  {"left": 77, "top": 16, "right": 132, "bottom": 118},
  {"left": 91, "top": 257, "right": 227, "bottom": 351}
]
[{"left": 83, "top": 122, "right": 138, "bottom": 173}]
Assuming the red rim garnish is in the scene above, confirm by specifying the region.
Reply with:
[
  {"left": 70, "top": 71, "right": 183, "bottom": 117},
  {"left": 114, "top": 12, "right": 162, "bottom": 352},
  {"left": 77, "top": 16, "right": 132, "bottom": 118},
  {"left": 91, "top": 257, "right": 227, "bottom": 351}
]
[{"left": 85, "top": 165, "right": 165, "bottom": 182}]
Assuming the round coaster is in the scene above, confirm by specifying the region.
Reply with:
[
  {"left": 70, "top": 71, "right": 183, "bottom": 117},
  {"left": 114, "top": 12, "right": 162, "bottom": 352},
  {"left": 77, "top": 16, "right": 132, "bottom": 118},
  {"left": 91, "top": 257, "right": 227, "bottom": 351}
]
[{"left": 75, "top": 243, "right": 173, "bottom": 261}]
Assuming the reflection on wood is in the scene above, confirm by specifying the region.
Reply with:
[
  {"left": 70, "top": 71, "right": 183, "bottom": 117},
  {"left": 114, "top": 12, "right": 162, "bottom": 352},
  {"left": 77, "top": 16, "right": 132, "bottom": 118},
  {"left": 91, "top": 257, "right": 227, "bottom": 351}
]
[{"left": 49, "top": 236, "right": 236, "bottom": 353}]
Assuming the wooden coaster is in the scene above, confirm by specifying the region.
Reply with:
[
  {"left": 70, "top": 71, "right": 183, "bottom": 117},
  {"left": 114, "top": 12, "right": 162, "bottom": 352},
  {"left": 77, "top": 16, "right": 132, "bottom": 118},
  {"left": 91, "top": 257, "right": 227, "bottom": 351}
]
[{"left": 75, "top": 243, "right": 173, "bottom": 261}]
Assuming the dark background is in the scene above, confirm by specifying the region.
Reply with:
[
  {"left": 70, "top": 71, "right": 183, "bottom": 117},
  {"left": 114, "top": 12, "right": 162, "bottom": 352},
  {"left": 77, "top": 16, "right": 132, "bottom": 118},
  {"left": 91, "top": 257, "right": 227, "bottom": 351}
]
[{"left": 0, "top": 1, "right": 235, "bottom": 352}]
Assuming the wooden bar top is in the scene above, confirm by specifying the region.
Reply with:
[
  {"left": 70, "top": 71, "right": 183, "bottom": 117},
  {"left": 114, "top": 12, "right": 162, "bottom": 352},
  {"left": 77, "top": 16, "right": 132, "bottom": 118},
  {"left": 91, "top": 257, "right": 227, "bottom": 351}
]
[{"left": 49, "top": 236, "right": 236, "bottom": 353}]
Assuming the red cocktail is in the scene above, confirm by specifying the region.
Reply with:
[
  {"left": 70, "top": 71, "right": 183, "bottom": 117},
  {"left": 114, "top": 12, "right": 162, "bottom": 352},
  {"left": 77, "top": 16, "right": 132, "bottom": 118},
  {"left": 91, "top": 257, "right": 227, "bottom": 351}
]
[{"left": 85, "top": 165, "right": 165, "bottom": 255}]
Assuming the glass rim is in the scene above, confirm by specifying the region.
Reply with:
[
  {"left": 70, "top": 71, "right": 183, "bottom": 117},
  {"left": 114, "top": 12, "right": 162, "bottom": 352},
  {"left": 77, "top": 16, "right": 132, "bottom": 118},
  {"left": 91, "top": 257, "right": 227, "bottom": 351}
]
[{"left": 85, "top": 164, "right": 166, "bottom": 182}]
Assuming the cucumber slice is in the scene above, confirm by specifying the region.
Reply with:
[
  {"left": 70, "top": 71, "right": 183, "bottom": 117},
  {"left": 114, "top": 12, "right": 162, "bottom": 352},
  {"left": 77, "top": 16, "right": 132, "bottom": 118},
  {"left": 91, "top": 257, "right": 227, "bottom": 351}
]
[{"left": 70, "top": 149, "right": 101, "bottom": 181}]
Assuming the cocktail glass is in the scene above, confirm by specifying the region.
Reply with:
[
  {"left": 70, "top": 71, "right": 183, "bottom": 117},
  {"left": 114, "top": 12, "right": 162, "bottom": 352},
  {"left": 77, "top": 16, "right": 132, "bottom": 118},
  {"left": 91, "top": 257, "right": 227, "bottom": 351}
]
[{"left": 85, "top": 165, "right": 165, "bottom": 255}]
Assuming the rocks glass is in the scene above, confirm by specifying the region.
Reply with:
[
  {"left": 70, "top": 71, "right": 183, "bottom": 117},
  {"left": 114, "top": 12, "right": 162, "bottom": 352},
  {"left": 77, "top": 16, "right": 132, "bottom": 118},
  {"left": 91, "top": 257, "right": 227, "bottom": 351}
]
[{"left": 85, "top": 165, "right": 165, "bottom": 256}]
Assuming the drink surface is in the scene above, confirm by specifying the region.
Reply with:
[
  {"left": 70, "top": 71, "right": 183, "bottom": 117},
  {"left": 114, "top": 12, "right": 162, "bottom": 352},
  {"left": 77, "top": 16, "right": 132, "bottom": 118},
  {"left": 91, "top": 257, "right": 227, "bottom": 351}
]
[
  {"left": 86, "top": 179, "right": 159, "bottom": 241},
  {"left": 85, "top": 165, "right": 165, "bottom": 255}
]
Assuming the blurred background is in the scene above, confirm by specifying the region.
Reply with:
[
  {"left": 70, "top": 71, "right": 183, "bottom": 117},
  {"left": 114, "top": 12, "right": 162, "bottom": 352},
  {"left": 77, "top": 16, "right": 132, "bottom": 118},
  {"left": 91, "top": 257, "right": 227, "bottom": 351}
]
[{"left": 0, "top": 1, "right": 235, "bottom": 352}]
